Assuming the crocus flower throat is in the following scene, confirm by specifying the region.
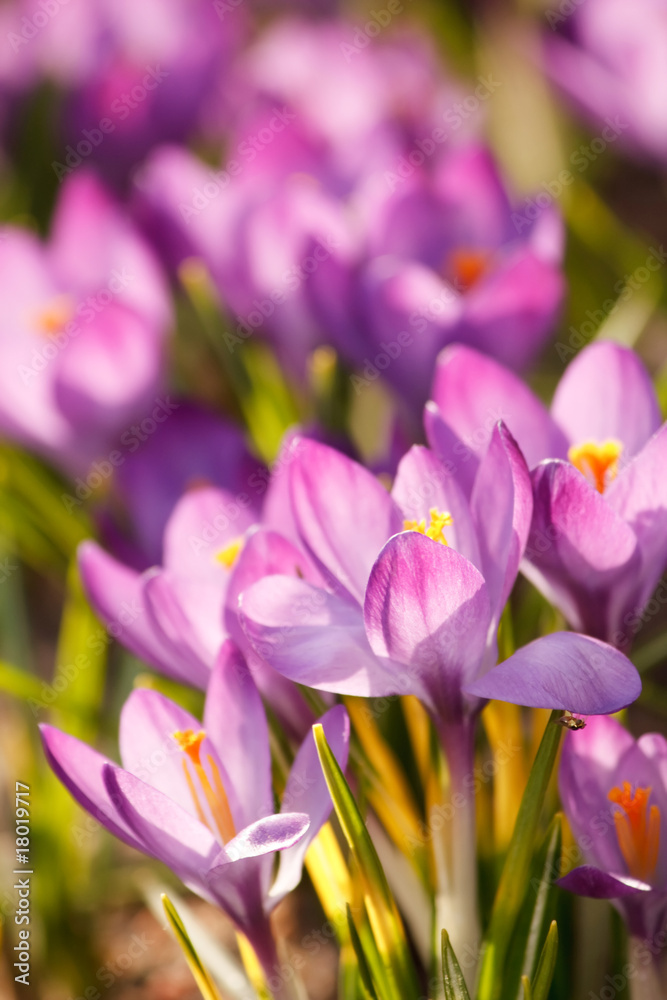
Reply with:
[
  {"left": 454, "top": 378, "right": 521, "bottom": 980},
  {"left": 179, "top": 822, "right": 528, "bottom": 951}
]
[
  {"left": 217, "top": 537, "right": 244, "bottom": 570},
  {"left": 174, "top": 729, "right": 236, "bottom": 843},
  {"left": 568, "top": 440, "right": 622, "bottom": 494},
  {"left": 404, "top": 508, "right": 453, "bottom": 546},
  {"left": 447, "top": 249, "right": 491, "bottom": 293},
  {"left": 608, "top": 781, "right": 660, "bottom": 882},
  {"left": 35, "top": 295, "right": 74, "bottom": 336}
]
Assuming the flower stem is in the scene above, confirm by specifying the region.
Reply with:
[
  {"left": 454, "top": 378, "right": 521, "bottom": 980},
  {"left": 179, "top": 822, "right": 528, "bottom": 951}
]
[
  {"left": 629, "top": 937, "right": 664, "bottom": 1000},
  {"left": 434, "top": 719, "right": 481, "bottom": 991}
]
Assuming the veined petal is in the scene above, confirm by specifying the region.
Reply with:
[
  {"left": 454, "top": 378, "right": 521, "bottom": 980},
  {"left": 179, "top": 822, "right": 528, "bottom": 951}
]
[
  {"left": 464, "top": 632, "right": 641, "bottom": 714},
  {"left": 522, "top": 461, "right": 640, "bottom": 640},
  {"left": 471, "top": 422, "right": 533, "bottom": 628},
  {"left": 363, "top": 532, "right": 491, "bottom": 719},
  {"left": 203, "top": 642, "right": 273, "bottom": 829},
  {"left": 429, "top": 344, "right": 567, "bottom": 471},
  {"left": 391, "top": 445, "right": 481, "bottom": 569},
  {"left": 551, "top": 341, "right": 661, "bottom": 458},
  {"left": 39, "top": 725, "right": 142, "bottom": 851},
  {"left": 270, "top": 705, "right": 350, "bottom": 904},
  {"left": 162, "top": 486, "right": 256, "bottom": 578},
  {"left": 289, "top": 438, "right": 403, "bottom": 605},
  {"left": 239, "top": 576, "right": 395, "bottom": 696}
]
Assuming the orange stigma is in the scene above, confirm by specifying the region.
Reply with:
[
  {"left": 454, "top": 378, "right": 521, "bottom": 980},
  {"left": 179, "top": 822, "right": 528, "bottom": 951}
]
[
  {"left": 447, "top": 249, "right": 490, "bottom": 293},
  {"left": 568, "top": 439, "right": 622, "bottom": 494},
  {"left": 608, "top": 781, "right": 660, "bottom": 882},
  {"left": 216, "top": 537, "right": 244, "bottom": 570},
  {"left": 35, "top": 295, "right": 74, "bottom": 336},
  {"left": 173, "top": 728, "right": 236, "bottom": 844},
  {"left": 404, "top": 508, "right": 453, "bottom": 546}
]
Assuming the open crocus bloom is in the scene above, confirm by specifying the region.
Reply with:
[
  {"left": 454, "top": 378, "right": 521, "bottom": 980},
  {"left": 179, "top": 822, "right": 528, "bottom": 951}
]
[
  {"left": 426, "top": 340, "right": 667, "bottom": 646},
  {"left": 0, "top": 170, "right": 170, "bottom": 475},
  {"left": 238, "top": 434, "right": 640, "bottom": 725},
  {"left": 41, "top": 642, "right": 350, "bottom": 971},
  {"left": 559, "top": 714, "right": 667, "bottom": 948}
]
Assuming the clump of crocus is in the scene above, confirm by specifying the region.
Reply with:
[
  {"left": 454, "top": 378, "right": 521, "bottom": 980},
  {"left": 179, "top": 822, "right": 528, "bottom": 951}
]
[
  {"left": 426, "top": 340, "right": 667, "bottom": 648},
  {"left": 41, "top": 641, "right": 350, "bottom": 983},
  {"left": 559, "top": 714, "right": 667, "bottom": 996}
]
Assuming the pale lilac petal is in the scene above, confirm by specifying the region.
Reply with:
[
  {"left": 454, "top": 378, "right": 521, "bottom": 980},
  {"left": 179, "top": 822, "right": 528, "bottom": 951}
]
[
  {"left": 551, "top": 341, "right": 661, "bottom": 458},
  {"left": 429, "top": 344, "right": 567, "bottom": 469},
  {"left": 363, "top": 532, "right": 490, "bottom": 718},
  {"left": 240, "top": 576, "right": 395, "bottom": 696},
  {"left": 39, "top": 725, "right": 142, "bottom": 851},
  {"left": 270, "top": 705, "right": 350, "bottom": 904},
  {"left": 391, "top": 445, "right": 481, "bottom": 569},
  {"left": 522, "top": 461, "right": 640, "bottom": 639},
  {"left": 289, "top": 438, "right": 403, "bottom": 605},
  {"left": 203, "top": 642, "right": 273, "bottom": 828},
  {"left": 142, "top": 571, "right": 221, "bottom": 687},
  {"left": 471, "top": 423, "right": 533, "bottom": 627},
  {"left": 464, "top": 632, "right": 641, "bottom": 714},
  {"left": 162, "top": 486, "right": 256, "bottom": 578}
]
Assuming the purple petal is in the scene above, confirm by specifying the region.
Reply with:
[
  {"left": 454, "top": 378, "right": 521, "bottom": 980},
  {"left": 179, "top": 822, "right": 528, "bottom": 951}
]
[
  {"left": 558, "top": 866, "right": 650, "bottom": 899},
  {"left": 522, "top": 461, "right": 640, "bottom": 639},
  {"left": 289, "top": 438, "right": 403, "bottom": 605},
  {"left": 464, "top": 632, "right": 641, "bottom": 714},
  {"left": 142, "top": 571, "right": 220, "bottom": 688},
  {"left": 363, "top": 532, "right": 490, "bottom": 718},
  {"left": 471, "top": 422, "right": 533, "bottom": 627},
  {"left": 391, "top": 445, "right": 481, "bottom": 569},
  {"left": 429, "top": 344, "right": 567, "bottom": 470},
  {"left": 551, "top": 342, "right": 661, "bottom": 458},
  {"left": 161, "top": 486, "right": 256, "bottom": 578},
  {"left": 239, "top": 576, "right": 395, "bottom": 696},
  {"left": 270, "top": 705, "right": 350, "bottom": 904},
  {"left": 103, "top": 764, "right": 222, "bottom": 891},
  {"left": 39, "top": 725, "right": 142, "bottom": 850},
  {"left": 203, "top": 642, "right": 273, "bottom": 829}
]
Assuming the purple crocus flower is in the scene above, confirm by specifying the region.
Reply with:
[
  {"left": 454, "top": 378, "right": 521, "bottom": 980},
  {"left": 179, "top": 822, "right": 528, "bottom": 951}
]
[
  {"left": 41, "top": 641, "right": 350, "bottom": 975},
  {"left": 426, "top": 340, "right": 667, "bottom": 647},
  {"left": 238, "top": 433, "right": 640, "bottom": 971},
  {"left": 0, "top": 170, "right": 170, "bottom": 476},
  {"left": 544, "top": 0, "right": 667, "bottom": 164},
  {"left": 238, "top": 434, "right": 639, "bottom": 723},
  {"left": 559, "top": 714, "right": 667, "bottom": 987}
]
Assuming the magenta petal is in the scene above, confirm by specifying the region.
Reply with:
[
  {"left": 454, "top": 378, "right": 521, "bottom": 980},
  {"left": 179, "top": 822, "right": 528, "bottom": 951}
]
[
  {"left": 363, "top": 532, "right": 490, "bottom": 718},
  {"left": 471, "top": 422, "right": 532, "bottom": 627},
  {"left": 270, "top": 705, "right": 350, "bottom": 904},
  {"left": 464, "top": 632, "right": 641, "bottom": 714},
  {"left": 39, "top": 725, "right": 142, "bottom": 851},
  {"left": 203, "top": 642, "right": 273, "bottom": 829},
  {"left": 289, "top": 438, "right": 403, "bottom": 605},
  {"left": 78, "top": 541, "right": 179, "bottom": 678},
  {"left": 558, "top": 866, "right": 650, "bottom": 899},
  {"left": 551, "top": 341, "right": 661, "bottom": 458},
  {"left": 429, "top": 344, "right": 567, "bottom": 472},
  {"left": 240, "top": 576, "right": 394, "bottom": 696}
]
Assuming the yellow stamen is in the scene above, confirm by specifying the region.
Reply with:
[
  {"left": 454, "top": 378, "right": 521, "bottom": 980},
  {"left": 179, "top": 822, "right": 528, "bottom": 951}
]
[
  {"left": 568, "top": 439, "right": 622, "bottom": 494},
  {"left": 173, "top": 729, "right": 236, "bottom": 844},
  {"left": 404, "top": 508, "right": 453, "bottom": 546},
  {"left": 448, "top": 249, "right": 490, "bottom": 293},
  {"left": 35, "top": 295, "right": 74, "bottom": 336},
  {"left": 216, "top": 537, "right": 244, "bottom": 570},
  {"left": 608, "top": 781, "right": 661, "bottom": 882}
]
